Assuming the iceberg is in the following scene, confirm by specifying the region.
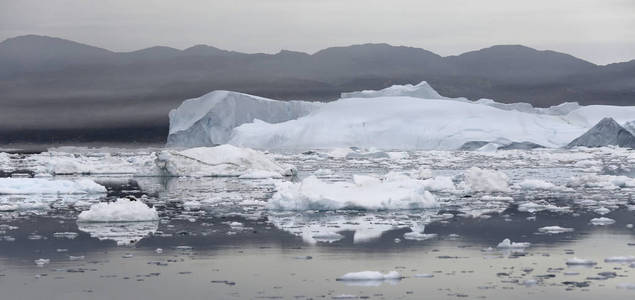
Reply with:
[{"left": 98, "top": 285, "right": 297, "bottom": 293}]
[
  {"left": 229, "top": 97, "right": 635, "bottom": 150},
  {"left": 166, "top": 91, "right": 319, "bottom": 147},
  {"left": 566, "top": 117, "right": 635, "bottom": 148},
  {"left": 168, "top": 82, "right": 635, "bottom": 150}
]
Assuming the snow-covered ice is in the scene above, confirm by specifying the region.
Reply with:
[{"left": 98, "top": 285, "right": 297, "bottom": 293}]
[
  {"left": 590, "top": 217, "right": 616, "bottom": 226},
  {"left": 268, "top": 174, "right": 438, "bottom": 210},
  {"left": 0, "top": 178, "right": 106, "bottom": 194},
  {"left": 462, "top": 167, "right": 510, "bottom": 193},
  {"left": 77, "top": 199, "right": 159, "bottom": 222}
]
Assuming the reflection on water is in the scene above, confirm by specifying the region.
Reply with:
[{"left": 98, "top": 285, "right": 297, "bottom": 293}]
[{"left": 77, "top": 221, "right": 159, "bottom": 246}]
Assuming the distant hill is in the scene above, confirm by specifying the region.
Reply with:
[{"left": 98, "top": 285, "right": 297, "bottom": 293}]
[{"left": 0, "top": 35, "right": 633, "bottom": 143}]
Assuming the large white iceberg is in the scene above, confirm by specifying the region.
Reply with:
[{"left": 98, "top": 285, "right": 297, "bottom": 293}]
[
  {"left": 167, "top": 91, "right": 319, "bottom": 147},
  {"left": 164, "top": 82, "right": 635, "bottom": 150}
]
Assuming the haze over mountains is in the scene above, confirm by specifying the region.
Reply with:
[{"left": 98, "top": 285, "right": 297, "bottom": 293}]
[{"left": 1, "top": 35, "right": 634, "bottom": 143}]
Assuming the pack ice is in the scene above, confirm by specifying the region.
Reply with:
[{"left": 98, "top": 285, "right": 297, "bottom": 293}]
[{"left": 169, "top": 81, "right": 635, "bottom": 150}]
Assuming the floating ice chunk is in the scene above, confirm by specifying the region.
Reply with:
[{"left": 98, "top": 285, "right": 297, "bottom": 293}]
[
  {"left": 566, "top": 257, "right": 597, "bottom": 266},
  {"left": 268, "top": 175, "right": 438, "bottom": 211},
  {"left": 403, "top": 231, "right": 437, "bottom": 241},
  {"left": 590, "top": 217, "right": 616, "bottom": 226},
  {"left": 34, "top": 258, "right": 50, "bottom": 266},
  {"left": 414, "top": 273, "right": 434, "bottom": 278},
  {"left": 53, "top": 232, "right": 79, "bottom": 239},
  {"left": 567, "top": 174, "right": 635, "bottom": 189},
  {"left": 463, "top": 167, "right": 510, "bottom": 193},
  {"left": 332, "top": 294, "right": 359, "bottom": 299},
  {"left": 337, "top": 271, "right": 402, "bottom": 281},
  {"left": 605, "top": 256, "right": 635, "bottom": 263},
  {"left": 420, "top": 176, "right": 456, "bottom": 192},
  {"left": 594, "top": 207, "right": 611, "bottom": 215},
  {"left": 518, "top": 179, "right": 567, "bottom": 191},
  {"left": 538, "top": 226, "right": 574, "bottom": 234},
  {"left": 77, "top": 199, "right": 159, "bottom": 222},
  {"left": 0, "top": 178, "right": 106, "bottom": 194},
  {"left": 518, "top": 202, "right": 570, "bottom": 213},
  {"left": 497, "top": 238, "right": 531, "bottom": 249},
  {"left": 183, "top": 201, "right": 201, "bottom": 211},
  {"left": 154, "top": 145, "right": 294, "bottom": 177}
]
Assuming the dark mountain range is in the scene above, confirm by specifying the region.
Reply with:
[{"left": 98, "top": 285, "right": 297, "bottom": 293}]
[{"left": 0, "top": 35, "right": 633, "bottom": 144}]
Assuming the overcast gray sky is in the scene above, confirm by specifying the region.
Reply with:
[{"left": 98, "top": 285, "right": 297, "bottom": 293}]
[{"left": 1, "top": 0, "right": 634, "bottom": 64}]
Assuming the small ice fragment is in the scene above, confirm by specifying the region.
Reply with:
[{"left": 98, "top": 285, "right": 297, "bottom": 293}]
[
  {"left": 566, "top": 257, "right": 597, "bottom": 266},
  {"left": 34, "top": 258, "right": 50, "bottom": 266},
  {"left": 403, "top": 232, "right": 437, "bottom": 241},
  {"left": 538, "top": 226, "right": 574, "bottom": 234},
  {"left": 594, "top": 207, "right": 611, "bottom": 215},
  {"left": 155, "top": 248, "right": 163, "bottom": 254},
  {"left": 337, "top": 271, "right": 402, "bottom": 281},
  {"left": 497, "top": 238, "right": 531, "bottom": 249},
  {"left": 590, "top": 217, "right": 615, "bottom": 226},
  {"left": 414, "top": 273, "right": 434, "bottom": 278}
]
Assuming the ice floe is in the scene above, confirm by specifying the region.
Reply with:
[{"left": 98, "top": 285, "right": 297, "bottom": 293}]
[
  {"left": 462, "top": 167, "right": 510, "bottom": 193},
  {"left": 77, "top": 198, "right": 159, "bottom": 222},
  {"left": 0, "top": 178, "right": 106, "bottom": 194},
  {"left": 337, "top": 271, "right": 402, "bottom": 281},
  {"left": 538, "top": 226, "right": 574, "bottom": 234},
  {"left": 268, "top": 174, "right": 438, "bottom": 210},
  {"left": 153, "top": 145, "right": 295, "bottom": 177},
  {"left": 590, "top": 217, "right": 616, "bottom": 226},
  {"left": 497, "top": 238, "right": 531, "bottom": 248},
  {"left": 566, "top": 257, "right": 597, "bottom": 266}
]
